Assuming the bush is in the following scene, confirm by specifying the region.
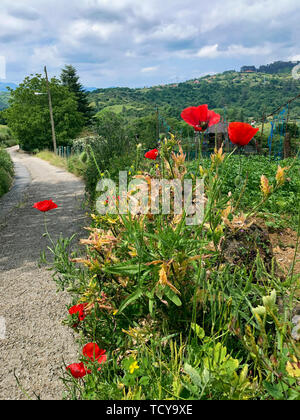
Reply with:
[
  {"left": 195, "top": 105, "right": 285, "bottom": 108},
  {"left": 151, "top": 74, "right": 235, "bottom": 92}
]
[
  {"left": 0, "top": 125, "right": 16, "bottom": 148},
  {"left": 0, "top": 148, "right": 14, "bottom": 197}
]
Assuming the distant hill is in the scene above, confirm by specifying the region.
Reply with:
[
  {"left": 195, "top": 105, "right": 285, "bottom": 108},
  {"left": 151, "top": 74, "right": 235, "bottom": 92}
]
[
  {"left": 0, "top": 82, "right": 18, "bottom": 92},
  {"left": 83, "top": 86, "right": 98, "bottom": 92},
  {"left": 0, "top": 92, "right": 9, "bottom": 110},
  {"left": 87, "top": 68, "right": 300, "bottom": 122}
]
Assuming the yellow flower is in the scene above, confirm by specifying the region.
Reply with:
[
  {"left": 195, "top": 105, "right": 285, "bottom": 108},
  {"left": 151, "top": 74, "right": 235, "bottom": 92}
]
[
  {"left": 286, "top": 357, "right": 300, "bottom": 378},
  {"left": 211, "top": 146, "right": 225, "bottom": 165},
  {"left": 260, "top": 175, "right": 272, "bottom": 197},
  {"left": 199, "top": 166, "right": 207, "bottom": 177},
  {"left": 113, "top": 309, "right": 118, "bottom": 316},
  {"left": 275, "top": 165, "right": 288, "bottom": 186},
  {"left": 129, "top": 360, "right": 140, "bottom": 374}
]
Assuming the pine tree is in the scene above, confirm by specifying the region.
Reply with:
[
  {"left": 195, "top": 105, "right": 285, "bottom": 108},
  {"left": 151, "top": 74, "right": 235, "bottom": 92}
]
[{"left": 60, "top": 65, "right": 92, "bottom": 124}]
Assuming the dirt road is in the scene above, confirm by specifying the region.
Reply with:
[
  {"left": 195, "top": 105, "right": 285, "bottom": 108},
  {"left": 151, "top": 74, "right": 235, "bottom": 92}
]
[{"left": 0, "top": 146, "right": 86, "bottom": 400}]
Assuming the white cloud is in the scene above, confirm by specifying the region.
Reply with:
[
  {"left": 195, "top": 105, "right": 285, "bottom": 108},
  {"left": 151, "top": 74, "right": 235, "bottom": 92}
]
[
  {"left": 196, "top": 44, "right": 219, "bottom": 58},
  {"left": 290, "top": 54, "right": 300, "bottom": 62},
  {"left": 194, "top": 43, "right": 274, "bottom": 59},
  {"left": 141, "top": 66, "right": 158, "bottom": 73},
  {"left": 0, "top": 0, "right": 299, "bottom": 86}
]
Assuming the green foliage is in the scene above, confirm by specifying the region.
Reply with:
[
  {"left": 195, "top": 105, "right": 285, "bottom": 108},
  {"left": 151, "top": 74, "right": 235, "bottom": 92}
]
[
  {"left": 189, "top": 155, "right": 300, "bottom": 229},
  {"left": 81, "top": 112, "right": 137, "bottom": 199},
  {"left": 0, "top": 92, "right": 10, "bottom": 111},
  {"left": 0, "top": 148, "right": 14, "bottom": 197},
  {"left": 0, "top": 124, "right": 16, "bottom": 147},
  {"left": 61, "top": 65, "right": 93, "bottom": 124},
  {"left": 88, "top": 70, "right": 300, "bottom": 123},
  {"left": 42, "top": 138, "right": 300, "bottom": 400},
  {"left": 4, "top": 74, "right": 84, "bottom": 152}
]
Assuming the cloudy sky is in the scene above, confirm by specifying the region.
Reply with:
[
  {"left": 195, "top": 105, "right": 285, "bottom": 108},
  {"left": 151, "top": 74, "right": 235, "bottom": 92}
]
[{"left": 0, "top": 0, "right": 299, "bottom": 88}]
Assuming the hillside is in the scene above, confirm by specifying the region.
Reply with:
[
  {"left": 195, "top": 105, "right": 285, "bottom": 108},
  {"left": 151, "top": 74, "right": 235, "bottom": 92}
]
[
  {"left": 0, "top": 92, "right": 9, "bottom": 110},
  {"left": 88, "top": 69, "right": 300, "bottom": 123}
]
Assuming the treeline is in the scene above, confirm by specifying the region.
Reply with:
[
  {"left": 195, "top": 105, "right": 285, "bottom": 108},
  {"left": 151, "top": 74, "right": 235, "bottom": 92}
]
[{"left": 241, "top": 61, "right": 299, "bottom": 74}]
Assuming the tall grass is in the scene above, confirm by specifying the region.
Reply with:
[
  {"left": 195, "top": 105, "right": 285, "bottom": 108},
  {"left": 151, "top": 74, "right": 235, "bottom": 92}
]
[{"left": 36, "top": 150, "right": 86, "bottom": 178}]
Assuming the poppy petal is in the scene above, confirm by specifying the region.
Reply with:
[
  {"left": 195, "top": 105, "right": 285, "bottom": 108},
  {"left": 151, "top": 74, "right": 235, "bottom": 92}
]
[
  {"left": 228, "top": 122, "right": 259, "bottom": 146},
  {"left": 145, "top": 149, "right": 158, "bottom": 160},
  {"left": 33, "top": 200, "right": 58, "bottom": 212},
  {"left": 66, "top": 362, "right": 87, "bottom": 379},
  {"left": 181, "top": 105, "right": 208, "bottom": 127},
  {"left": 207, "top": 110, "right": 221, "bottom": 127}
]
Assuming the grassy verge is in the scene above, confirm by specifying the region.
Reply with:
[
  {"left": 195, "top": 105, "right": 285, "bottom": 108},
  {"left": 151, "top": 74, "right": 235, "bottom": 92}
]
[
  {"left": 0, "top": 148, "right": 14, "bottom": 198},
  {"left": 36, "top": 150, "right": 86, "bottom": 178}
]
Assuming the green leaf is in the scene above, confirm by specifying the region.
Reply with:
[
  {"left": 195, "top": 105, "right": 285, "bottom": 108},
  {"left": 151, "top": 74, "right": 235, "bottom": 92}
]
[
  {"left": 263, "top": 381, "right": 284, "bottom": 399},
  {"left": 103, "top": 263, "right": 148, "bottom": 276},
  {"left": 164, "top": 287, "right": 182, "bottom": 306},
  {"left": 183, "top": 363, "right": 202, "bottom": 388},
  {"left": 118, "top": 288, "right": 144, "bottom": 313},
  {"left": 191, "top": 323, "right": 205, "bottom": 339}
]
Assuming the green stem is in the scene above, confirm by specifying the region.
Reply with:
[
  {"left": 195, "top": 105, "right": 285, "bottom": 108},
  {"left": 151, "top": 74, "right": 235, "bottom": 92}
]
[
  {"left": 88, "top": 144, "right": 102, "bottom": 178},
  {"left": 44, "top": 213, "right": 54, "bottom": 246}
]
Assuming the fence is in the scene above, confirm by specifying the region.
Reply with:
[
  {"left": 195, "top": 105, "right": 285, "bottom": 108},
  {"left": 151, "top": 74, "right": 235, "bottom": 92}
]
[{"left": 56, "top": 145, "right": 72, "bottom": 158}]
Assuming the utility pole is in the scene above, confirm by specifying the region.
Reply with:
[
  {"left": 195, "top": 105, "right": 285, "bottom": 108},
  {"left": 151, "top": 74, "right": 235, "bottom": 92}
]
[{"left": 44, "top": 66, "right": 57, "bottom": 154}]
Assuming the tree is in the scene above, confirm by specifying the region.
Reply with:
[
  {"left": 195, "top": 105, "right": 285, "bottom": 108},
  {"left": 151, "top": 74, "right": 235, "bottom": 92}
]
[
  {"left": 5, "top": 74, "right": 84, "bottom": 152},
  {"left": 60, "top": 65, "right": 92, "bottom": 123}
]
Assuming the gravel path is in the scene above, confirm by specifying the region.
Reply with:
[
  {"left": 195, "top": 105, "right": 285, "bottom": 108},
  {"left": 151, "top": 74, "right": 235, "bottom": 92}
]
[{"left": 0, "top": 146, "right": 87, "bottom": 400}]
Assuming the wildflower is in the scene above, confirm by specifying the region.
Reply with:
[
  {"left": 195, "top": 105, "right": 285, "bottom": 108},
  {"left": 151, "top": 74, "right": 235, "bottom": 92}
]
[
  {"left": 262, "top": 289, "right": 276, "bottom": 309},
  {"left": 129, "top": 360, "right": 140, "bottom": 374},
  {"left": 83, "top": 343, "right": 107, "bottom": 364},
  {"left": 275, "top": 165, "right": 289, "bottom": 186},
  {"left": 33, "top": 199, "right": 58, "bottom": 212},
  {"left": 211, "top": 146, "right": 225, "bottom": 165},
  {"left": 252, "top": 305, "right": 266, "bottom": 319},
  {"left": 66, "top": 362, "right": 88, "bottom": 379},
  {"left": 181, "top": 104, "right": 220, "bottom": 131},
  {"left": 260, "top": 175, "right": 272, "bottom": 197},
  {"left": 113, "top": 309, "right": 118, "bottom": 316},
  {"left": 286, "top": 357, "right": 300, "bottom": 378},
  {"left": 145, "top": 149, "right": 159, "bottom": 160},
  {"left": 69, "top": 303, "right": 88, "bottom": 322},
  {"left": 228, "top": 122, "right": 259, "bottom": 146},
  {"left": 199, "top": 165, "right": 207, "bottom": 177}
]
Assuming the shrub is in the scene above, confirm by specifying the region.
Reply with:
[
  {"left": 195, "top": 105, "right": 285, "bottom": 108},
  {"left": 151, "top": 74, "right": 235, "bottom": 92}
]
[{"left": 0, "top": 148, "right": 14, "bottom": 197}]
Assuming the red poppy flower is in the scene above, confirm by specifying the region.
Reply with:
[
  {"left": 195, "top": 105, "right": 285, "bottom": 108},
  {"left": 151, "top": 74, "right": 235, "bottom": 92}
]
[
  {"left": 66, "top": 362, "right": 88, "bottom": 379},
  {"left": 181, "top": 104, "right": 220, "bottom": 131},
  {"left": 228, "top": 122, "right": 259, "bottom": 146},
  {"left": 83, "top": 343, "right": 107, "bottom": 364},
  {"left": 145, "top": 149, "right": 159, "bottom": 160},
  {"left": 33, "top": 200, "right": 58, "bottom": 212},
  {"left": 69, "top": 304, "right": 88, "bottom": 322}
]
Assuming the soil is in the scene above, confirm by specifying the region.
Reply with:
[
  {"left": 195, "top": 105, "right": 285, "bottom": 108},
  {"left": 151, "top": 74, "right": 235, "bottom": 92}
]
[
  {"left": 0, "top": 146, "right": 87, "bottom": 400},
  {"left": 269, "top": 228, "right": 300, "bottom": 279}
]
